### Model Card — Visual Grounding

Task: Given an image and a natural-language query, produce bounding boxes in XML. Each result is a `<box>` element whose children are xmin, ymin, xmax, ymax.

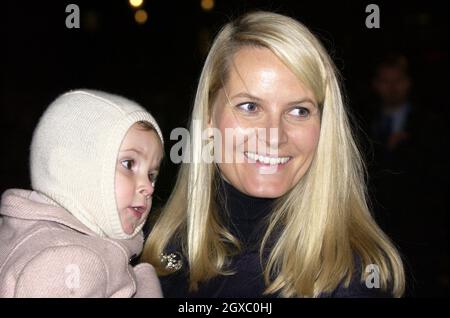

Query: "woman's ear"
<box><xmin>207</xmin><ymin>116</ymin><xmax>213</xmax><ymax>129</ymax></box>
<box><xmin>207</xmin><ymin>104</ymin><xmax>216</xmax><ymax>134</ymax></box>
<box><xmin>207</xmin><ymin>117</ymin><xmax>214</xmax><ymax>139</ymax></box>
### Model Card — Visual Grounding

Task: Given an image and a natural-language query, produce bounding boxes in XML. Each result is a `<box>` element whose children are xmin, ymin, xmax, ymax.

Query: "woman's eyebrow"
<box><xmin>230</xmin><ymin>92</ymin><xmax>318</xmax><ymax>108</ymax></box>
<box><xmin>287</xmin><ymin>98</ymin><xmax>318</xmax><ymax>108</ymax></box>
<box><xmin>230</xmin><ymin>92</ymin><xmax>263</xmax><ymax>101</ymax></box>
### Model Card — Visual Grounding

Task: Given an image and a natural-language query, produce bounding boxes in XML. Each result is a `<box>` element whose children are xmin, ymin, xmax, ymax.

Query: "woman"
<box><xmin>142</xmin><ymin>11</ymin><xmax>405</xmax><ymax>297</ymax></box>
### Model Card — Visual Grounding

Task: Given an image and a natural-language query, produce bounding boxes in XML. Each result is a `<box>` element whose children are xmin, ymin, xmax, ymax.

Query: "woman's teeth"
<box><xmin>245</xmin><ymin>152</ymin><xmax>290</xmax><ymax>165</ymax></box>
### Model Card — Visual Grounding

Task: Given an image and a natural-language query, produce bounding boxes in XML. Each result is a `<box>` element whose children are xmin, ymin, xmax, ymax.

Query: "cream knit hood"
<box><xmin>30</xmin><ymin>89</ymin><xmax>163</xmax><ymax>240</ymax></box>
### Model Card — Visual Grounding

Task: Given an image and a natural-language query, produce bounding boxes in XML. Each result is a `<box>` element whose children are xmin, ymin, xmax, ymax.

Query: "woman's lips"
<box><xmin>243</xmin><ymin>151</ymin><xmax>292</xmax><ymax>174</ymax></box>
<box><xmin>244</xmin><ymin>151</ymin><xmax>292</xmax><ymax>165</ymax></box>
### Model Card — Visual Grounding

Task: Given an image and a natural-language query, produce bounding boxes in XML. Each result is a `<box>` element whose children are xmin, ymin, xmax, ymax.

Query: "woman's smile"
<box><xmin>211</xmin><ymin>46</ymin><xmax>320</xmax><ymax>198</ymax></box>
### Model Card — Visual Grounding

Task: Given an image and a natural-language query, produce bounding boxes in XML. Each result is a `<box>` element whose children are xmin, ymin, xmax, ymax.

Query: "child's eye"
<box><xmin>237</xmin><ymin>102</ymin><xmax>258</xmax><ymax>113</ymax></box>
<box><xmin>121</xmin><ymin>159</ymin><xmax>134</xmax><ymax>170</ymax></box>
<box><xmin>148</xmin><ymin>172</ymin><xmax>158</xmax><ymax>184</ymax></box>
<box><xmin>288</xmin><ymin>106</ymin><xmax>311</xmax><ymax>119</ymax></box>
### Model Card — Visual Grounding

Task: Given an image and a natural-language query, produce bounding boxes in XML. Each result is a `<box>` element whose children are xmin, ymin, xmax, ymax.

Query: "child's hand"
<box><xmin>132</xmin><ymin>263</ymin><xmax>163</xmax><ymax>298</ymax></box>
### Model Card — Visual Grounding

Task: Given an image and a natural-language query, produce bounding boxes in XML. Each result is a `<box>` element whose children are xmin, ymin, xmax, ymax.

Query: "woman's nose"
<box><xmin>260</xmin><ymin>113</ymin><xmax>288</xmax><ymax>148</ymax></box>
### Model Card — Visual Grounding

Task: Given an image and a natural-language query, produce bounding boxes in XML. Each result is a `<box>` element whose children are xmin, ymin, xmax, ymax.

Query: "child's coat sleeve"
<box><xmin>132</xmin><ymin>263</ymin><xmax>163</xmax><ymax>298</ymax></box>
<box><xmin>15</xmin><ymin>245</ymin><xmax>108</xmax><ymax>297</ymax></box>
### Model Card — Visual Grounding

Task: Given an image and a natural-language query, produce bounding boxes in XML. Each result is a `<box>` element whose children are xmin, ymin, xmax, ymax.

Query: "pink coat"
<box><xmin>0</xmin><ymin>189</ymin><xmax>162</xmax><ymax>298</ymax></box>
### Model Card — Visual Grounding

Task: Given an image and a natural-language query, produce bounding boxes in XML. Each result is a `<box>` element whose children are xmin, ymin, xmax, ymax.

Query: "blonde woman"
<box><xmin>142</xmin><ymin>11</ymin><xmax>405</xmax><ymax>297</ymax></box>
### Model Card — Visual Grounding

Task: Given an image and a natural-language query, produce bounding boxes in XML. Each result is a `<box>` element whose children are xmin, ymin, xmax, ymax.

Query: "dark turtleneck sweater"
<box><xmin>217</xmin><ymin>179</ymin><xmax>275</xmax><ymax>252</ymax></box>
<box><xmin>158</xmin><ymin>179</ymin><xmax>391</xmax><ymax>298</ymax></box>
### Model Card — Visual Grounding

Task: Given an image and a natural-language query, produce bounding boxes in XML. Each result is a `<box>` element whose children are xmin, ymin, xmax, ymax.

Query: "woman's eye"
<box><xmin>288</xmin><ymin>107</ymin><xmax>310</xmax><ymax>119</ymax></box>
<box><xmin>237</xmin><ymin>102</ymin><xmax>258</xmax><ymax>113</ymax></box>
<box><xmin>121</xmin><ymin>160</ymin><xmax>134</xmax><ymax>170</ymax></box>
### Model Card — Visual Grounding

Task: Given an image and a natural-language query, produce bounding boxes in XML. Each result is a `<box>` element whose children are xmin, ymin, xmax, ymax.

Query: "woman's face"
<box><xmin>210</xmin><ymin>47</ymin><xmax>321</xmax><ymax>198</ymax></box>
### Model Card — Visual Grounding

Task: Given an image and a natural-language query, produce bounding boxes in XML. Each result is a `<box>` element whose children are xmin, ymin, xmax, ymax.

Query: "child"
<box><xmin>0</xmin><ymin>89</ymin><xmax>164</xmax><ymax>297</ymax></box>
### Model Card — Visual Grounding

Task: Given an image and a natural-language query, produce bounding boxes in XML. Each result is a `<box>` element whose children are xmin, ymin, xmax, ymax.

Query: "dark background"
<box><xmin>1</xmin><ymin>0</ymin><xmax>448</xmax><ymax>297</ymax></box>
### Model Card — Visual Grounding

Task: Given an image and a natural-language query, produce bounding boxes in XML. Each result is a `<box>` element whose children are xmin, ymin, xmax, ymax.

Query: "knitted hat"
<box><xmin>30</xmin><ymin>89</ymin><xmax>164</xmax><ymax>240</ymax></box>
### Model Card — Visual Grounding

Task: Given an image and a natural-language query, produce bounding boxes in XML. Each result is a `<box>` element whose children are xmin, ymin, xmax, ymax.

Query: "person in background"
<box><xmin>366</xmin><ymin>54</ymin><xmax>448</xmax><ymax>296</ymax></box>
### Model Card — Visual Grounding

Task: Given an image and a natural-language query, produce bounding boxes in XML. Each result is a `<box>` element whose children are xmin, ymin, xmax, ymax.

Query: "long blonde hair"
<box><xmin>142</xmin><ymin>11</ymin><xmax>405</xmax><ymax>297</ymax></box>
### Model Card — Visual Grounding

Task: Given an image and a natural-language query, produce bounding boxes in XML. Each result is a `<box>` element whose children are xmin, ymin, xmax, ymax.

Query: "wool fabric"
<box><xmin>30</xmin><ymin>89</ymin><xmax>163</xmax><ymax>239</ymax></box>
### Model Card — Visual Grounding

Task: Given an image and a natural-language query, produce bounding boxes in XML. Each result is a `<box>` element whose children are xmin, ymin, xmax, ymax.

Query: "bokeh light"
<box><xmin>201</xmin><ymin>0</ymin><xmax>214</xmax><ymax>11</ymax></box>
<box><xmin>129</xmin><ymin>0</ymin><xmax>144</xmax><ymax>8</ymax></box>
<box><xmin>134</xmin><ymin>9</ymin><xmax>148</xmax><ymax>24</ymax></box>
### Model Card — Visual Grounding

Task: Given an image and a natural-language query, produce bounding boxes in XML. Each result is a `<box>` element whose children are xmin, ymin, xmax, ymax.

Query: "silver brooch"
<box><xmin>160</xmin><ymin>252</ymin><xmax>183</xmax><ymax>272</ymax></box>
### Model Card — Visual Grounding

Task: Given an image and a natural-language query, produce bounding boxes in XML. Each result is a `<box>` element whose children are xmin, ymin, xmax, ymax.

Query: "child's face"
<box><xmin>115</xmin><ymin>123</ymin><xmax>163</xmax><ymax>235</ymax></box>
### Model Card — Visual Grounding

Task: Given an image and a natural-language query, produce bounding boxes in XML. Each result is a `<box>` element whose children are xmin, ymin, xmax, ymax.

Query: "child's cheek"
<box><xmin>114</xmin><ymin>170</ymin><xmax>131</xmax><ymax>209</ymax></box>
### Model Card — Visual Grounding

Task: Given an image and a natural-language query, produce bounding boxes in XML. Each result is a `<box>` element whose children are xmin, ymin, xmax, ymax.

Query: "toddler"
<box><xmin>0</xmin><ymin>90</ymin><xmax>164</xmax><ymax>297</ymax></box>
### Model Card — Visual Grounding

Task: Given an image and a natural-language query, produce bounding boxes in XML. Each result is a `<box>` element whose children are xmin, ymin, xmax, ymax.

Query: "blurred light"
<box><xmin>84</xmin><ymin>10</ymin><xmax>99</xmax><ymax>32</ymax></box>
<box><xmin>129</xmin><ymin>0</ymin><xmax>144</xmax><ymax>8</ymax></box>
<box><xmin>134</xmin><ymin>9</ymin><xmax>148</xmax><ymax>24</ymax></box>
<box><xmin>418</xmin><ymin>13</ymin><xmax>431</xmax><ymax>26</ymax></box>
<box><xmin>201</xmin><ymin>0</ymin><xmax>214</xmax><ymax>11</ymax></box>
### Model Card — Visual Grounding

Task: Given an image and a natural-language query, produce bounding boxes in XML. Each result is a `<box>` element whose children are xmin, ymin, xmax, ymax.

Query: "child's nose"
<box><xmin>138</xmin><ymin>177</ymin><xmax>154</xmax><ymax>198</ymax></box>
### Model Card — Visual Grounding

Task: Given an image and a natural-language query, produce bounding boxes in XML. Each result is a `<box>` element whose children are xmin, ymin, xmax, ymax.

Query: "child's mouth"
<box><xmin>129</xmin><ymin>206</ymin><xmax>146</xmax><ymax>218</ymax></box>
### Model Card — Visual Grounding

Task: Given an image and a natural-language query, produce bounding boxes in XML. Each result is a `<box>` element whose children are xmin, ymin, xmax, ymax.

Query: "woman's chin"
<box><xmin>242</xmin><ymin>179</ymin><xmax>291</xmax><ymax>198</ymax></box>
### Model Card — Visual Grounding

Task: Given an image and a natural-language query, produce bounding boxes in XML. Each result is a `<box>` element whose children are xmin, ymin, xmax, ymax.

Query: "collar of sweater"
<box><xmin>216</xmin><ymin>178</ymin><xmax>275</xmax><ymax>249</ymax></box>
<box><xmin>0</xmin><ymin>189</ymin><xmax>144</xmax><ymax>258</ymax></box>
